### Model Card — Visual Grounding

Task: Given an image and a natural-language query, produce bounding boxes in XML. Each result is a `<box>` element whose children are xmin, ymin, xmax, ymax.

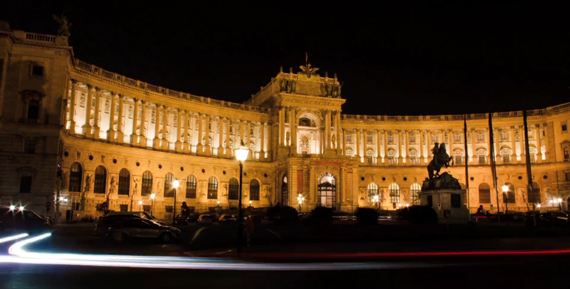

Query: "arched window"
<box><xmin>528</xmin><ymin>182</ymin><xmax>541</xmax><ymax>203</ymax></box>
<box><xmin>186</xmin><ymin>175</ymin><xmax>197</xmax><ymax>199</ymax></box>
<box><xmin>208</xmin><ymin>176</ymin><xmax>218</xmax><ymax>199</ymax></box>
<box><xmin>389</xmin><ymin>183</ymin><xmax>400</xmax><ymax>203</ymax></box>
<box><xmin>94</xmin><ymin>166</ymin><xmax>107</xmax><ymax>194</ymax></box>
<box><xmin>367</xmin><ymin>182</ymin><xmax>379</xmax><ymax>202</ymax></box>
<box><xmin>250</xmin><ymin>179</ymin><xmax>260</xmax><ymax>201</ymax></box>
<box><xmin>118</xmin><ymin>168</ymin><xmax>130</xmax><ymax>195</ymax></box>
<box><xmin>479</xmin><ymin>183</ymin><xmax>491</xmax><ymax>203</ymax></box>
<box><xmin>228</xmin><ymin>178</ymin><xmax>239</xmax><ymax>200</ymax></box>
<box><xmin>69</xmin><ymin>162</ymin><xmax>83</xmax><ymax>192</ymax></box>
<box><xmin>502</xmin><ymin>182</ymin><xmax>516</xmax><ymax>204</ymax></box>
<box><xmin>164</xmin><ymin>173</ymin><xmax>175</xmax><ymax>197</ymax></box>
<box><xmin>141</xmin><ymin>171</ymin><xmax>153</xmax><ymax>196</ymax></box>
<box><xmin>500</xmin><ymin>147</ymin><xmax>512</xmax><ymax>164</ymax></box>
<box><xmin>411</xmin><ymin>183</ymin><xmax>421</xmax><ymax>204</ymax></box>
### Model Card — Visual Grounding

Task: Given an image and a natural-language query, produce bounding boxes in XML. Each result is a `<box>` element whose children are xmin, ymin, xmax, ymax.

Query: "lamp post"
<box><xmin>558</xmin><ymin>198</ymin><xmax>563</xmax><ymax>211</ymax></box>
<box><xmin>172</xmin><ymin>180</ymin><xmax>180</xmax><ymax>226</ymax></box>
<box><xmin>502</xmin><ymin>184</ymin><xmax>509</xmax><ymax>215</ymax></box>
<box><xmin>297</xmin><ymin>194</ymin><xmax>305</xmax><ymax>212</ymax></box>
<box><xmin>235</xmin><ymin>141</ymin><xmax>250</xmax><ymax>255</ymax></box>
<box><xmin>150</xmin><ymin>193</ymin><xmax>156</xmax><ymax>217</ymax></box>
<box><xmin>138</xmin><ymin>200</ymin><xmax>143</xmax><ymax>212</ymax></box>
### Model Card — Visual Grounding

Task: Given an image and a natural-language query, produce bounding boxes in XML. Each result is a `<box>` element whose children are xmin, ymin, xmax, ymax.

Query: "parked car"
<box><xmin>197</xmin><ymin>214</ymin><xmax>215</xmax><ymax>224</ymax></box>
<box><xmin>107</xmin><ymin>218</ymin><xmax>181</xmax><ymax>243</ymax></box>
<box><xmin>524</xmin><ymin>211</ymin><xmax>570</xmax><ymax>227</ymax></box>
<box><xmin>218</xmin><ymin>214</ymin><xmax>237</xmax><ymax>223</ymax></box>
<box><xmin>95</xmin><ymin>214</ymin><xmax>150</xmax><ymax>236</ymax></box>
<box><xmin>0</xmin><ymin>206</ymin><xmax>51</xmax><ymax>234</ymax></box>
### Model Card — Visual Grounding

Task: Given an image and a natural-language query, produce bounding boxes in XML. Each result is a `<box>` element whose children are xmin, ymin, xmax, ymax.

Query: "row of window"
<box><xmin>67</xmin><ymin>162</ymin><xmax>260</xmax><ymax>200</ymax></box>
<box><xmin>367</xmin><ymin>183</ymin><xmax>421</xmax><ymax>205</ymax></box>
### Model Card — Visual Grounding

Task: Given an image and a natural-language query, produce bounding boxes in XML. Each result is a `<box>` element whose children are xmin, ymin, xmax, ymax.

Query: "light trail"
<box><xmin>3</xmin><ymin>233</ymin><xmax>447</xmax><ymax>270</ymax></box>
<box><xmin>0</xmin><ymin>233</ymin><xmax>28</xmax><ymax>244</ymax></box>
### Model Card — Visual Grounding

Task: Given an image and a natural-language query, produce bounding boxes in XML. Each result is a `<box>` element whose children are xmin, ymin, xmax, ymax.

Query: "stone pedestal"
<box><xmin>419</xmin><ymin>189</ymin><xmax>469</xmax><ymax>224</ymax></box>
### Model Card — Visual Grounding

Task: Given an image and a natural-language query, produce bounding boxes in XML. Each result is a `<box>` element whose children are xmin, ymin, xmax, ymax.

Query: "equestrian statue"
<box><xmin>427</xmin><ymin>142</ymin><xmax>453</xmax><ymax>179</ymax></box>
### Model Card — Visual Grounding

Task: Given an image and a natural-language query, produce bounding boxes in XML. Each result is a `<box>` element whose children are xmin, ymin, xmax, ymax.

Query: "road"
<box><xmin>2</xmin><ymin>223</ymin><xmax>570</xmax><ymax>289</ymax></box>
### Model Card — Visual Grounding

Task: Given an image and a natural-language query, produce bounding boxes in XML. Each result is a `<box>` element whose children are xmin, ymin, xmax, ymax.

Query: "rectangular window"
<box><xmin>143</xmin><ymin>205</ymin><xmax>151</xmax><ymax>213</ymax></box>
<box><xmin>454</xmin><ymin>134</ymin><xmax>461</xmax><ymax>143</ymax></box>
<box><xmin>477</xmin><ymin>134</ymin><xmax>484</xmax><ymax>142</ymax></box>
<box><xmin>346</xmin><ymin>135</ymin><xmax>352</xmax><ymax>142</ymax></box>
<box><xmin>562</xmin><ymin>123</ymin><xmax>568</xmax><ymax>132</ymax></box>
<box><xmin>566</xmin><ymin>172</ymin><xmax>570</xmax><ymax>181</ymax></box>
<box><xmin>500</xmin><ymin>132</ymin><xmax>509</xmax><ymax>141</ymax></box>
<box><xmin>367</xmin><ymin>135</ymin><xmax>373</xmax><ymax>143</ymax></box>
<box><xmin>73</xmin><ymin>202</ymin><xmax>81</xmax><ymax>211</ymax></box>
<box><xmin>27</xmin><ymin>100</ymin><xmax>40</xmax><ymax>121</ymax></box>
<box><xmin>478</xmin><ymin>155</ymin><xmax>487</xmax><ymax>164</ymax></box>
<box><xmin>409</xmin><ymin>135</ymin><xmax>416</xmax><ymax>143</ymax></box>
<box><xmin>454</xmin><ymin>156</ymin><xmax>464</xmax><ymax>165</ymax></box>
<box><xmin>118</xmin><ymin>204</ymin><xmax>127</xmax><ymax>212</ymax></box>
<box><xmin>24</xmin><ymin>139</ymin><xmax>36</xmax><ymax>153</ymax></box>
<box><xmin>20</xmin><ymin>176</ymin><xmax>32</xmax><ymax>193</ymax></box>
<box><xmin>451</xmin><ymin>194</ymin><xmax>461</xmax><ymax>208</ymax></box>
<box><xmin>431</xmin><ymin>135</ymin><xmax>438</xmax><ymax>143</ymax></box>
<box><xmin>388</xmin><ymin>135</ymin><xmax>394</xmax><ymax>143</ymax></box>
<box><xmin>165</xmin><ymin>206</ymin><xmax>173</xmax><ymax>213</ymax></box>
<box><xmin>502</xmin><ymin>154</ymin><xmax>511</xmax><ymax>163</ymax></box>
<box><xmin>564</xmin><ymin>148</ymin><xmax>569</xmax><ymax>161</ymax></box>
<box><xmin>31</xmin><ymin>65</ymin><xmax>44</xmax><ymax>76</ymax></box>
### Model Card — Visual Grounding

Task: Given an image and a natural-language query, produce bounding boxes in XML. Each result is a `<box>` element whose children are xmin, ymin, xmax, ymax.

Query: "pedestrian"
<box><xmin>245</xmin><ymin>215</ymin><xmax>255</xmax><ymax>247</ymax></box>
<box><xmin>477</xmin><ymin>205</ymin><xmax>485</xmax><ymax>215</ymax></box>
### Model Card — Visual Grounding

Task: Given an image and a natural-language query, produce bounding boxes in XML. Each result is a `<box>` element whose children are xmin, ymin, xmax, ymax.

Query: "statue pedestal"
<box><xmin>419</xmin><ymin>189</ymin><xmax>469</xmax><ymax>224</ymax></box>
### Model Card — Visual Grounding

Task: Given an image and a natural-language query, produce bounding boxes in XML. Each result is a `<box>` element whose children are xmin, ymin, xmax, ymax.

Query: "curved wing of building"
<box><xmin>1</xmin><ymin>23</ymin><xmax>569</xmax><ymax>221</ymax></box>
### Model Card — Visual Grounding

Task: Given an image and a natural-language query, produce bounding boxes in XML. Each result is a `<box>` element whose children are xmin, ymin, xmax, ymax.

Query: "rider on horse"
<box><xmin>428</xmin><ymin>142</ymin><xmax>453</xmax><ymax>179</ymax></box>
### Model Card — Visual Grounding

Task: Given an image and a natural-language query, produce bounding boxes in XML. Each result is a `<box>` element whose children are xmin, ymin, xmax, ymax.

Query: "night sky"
<box><xmin>2</xmin><ymin>1</ymin><xmax>570</xmax><ymax>116</ymax></box>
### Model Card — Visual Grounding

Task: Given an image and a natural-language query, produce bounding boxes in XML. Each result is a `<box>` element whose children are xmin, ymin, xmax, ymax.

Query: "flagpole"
<box><xmin>523</xmin><ymin>110</ymin><xmax>534</xmax><ymax>207</ymax></box>
<box><xmin>489</xmin><ymin>112</ymin><xmax>500</xmax><ymax>223</ymax></box>
<box><xmin>464</xmin><ymin>115</ymin><xmax>471</xmax><ymax>222</ymax></box>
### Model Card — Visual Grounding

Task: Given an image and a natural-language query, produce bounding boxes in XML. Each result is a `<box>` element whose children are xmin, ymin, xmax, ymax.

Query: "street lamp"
<box><xmin>235</xmin><ymin>141</ymin><xmax>249</xmax><ymax>255</ymax></box>
<box><xmin>502</xmin><ymin>184</ymin><xmax>509</xmax><ymax>214</ymax></box>
<box><xmin>558</xmin><ymin>198</ymin><xmax>563</xmax><ymax>211</ymax></box>
<box><xmin>297</xmin><ymin>194</ymin><xmax>305</xmax><ymax>212</ymax></box>
<box><xmin>138</xmin><ymin>200</ymin><xmax>143</xmax><ymax>211</ymax></box>
<box><xmin>172</xmin><ymin>180</ymin><xmax>180</xmax><ymax>225</ymax></box>
<box><xmin>150</xmin><ymin>193</ymin><xmax>156</xmax><ymax>217</ymax></box>
<box><xmin>372</xmin><ymin>194</ymin><xmax>379</xmax><ymax>210</ymax></box>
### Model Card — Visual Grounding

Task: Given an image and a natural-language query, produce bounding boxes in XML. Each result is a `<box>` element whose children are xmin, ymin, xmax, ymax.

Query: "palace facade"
<box><xmin>1</xmin><ymin>22</ymin><xmax>570</xmax><ymax>221</ymax></box>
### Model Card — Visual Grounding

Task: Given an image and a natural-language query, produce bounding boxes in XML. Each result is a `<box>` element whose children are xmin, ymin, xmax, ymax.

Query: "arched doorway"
<box><xmin>317</xmin><ymin>172</ymin><xmax>336</xmax><ymax>209</ymax></box>
<box><xmin>281</xmin><ymin>174</ymin><xmax>288</xmax><ymax>206</ymax></box>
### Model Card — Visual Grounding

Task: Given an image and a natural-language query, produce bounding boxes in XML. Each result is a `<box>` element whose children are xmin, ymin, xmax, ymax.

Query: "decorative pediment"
<box><xmin>19</xmin><ymin>89</ymin><xmax>45</xmax><ymax>101</ymax></box>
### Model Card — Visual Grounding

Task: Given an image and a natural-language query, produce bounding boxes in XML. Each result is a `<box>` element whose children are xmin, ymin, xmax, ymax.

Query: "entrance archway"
<box><xmin>317</xmin><ymin>172</ymin><xmax>336</xmax><ymax>209</ymax></box>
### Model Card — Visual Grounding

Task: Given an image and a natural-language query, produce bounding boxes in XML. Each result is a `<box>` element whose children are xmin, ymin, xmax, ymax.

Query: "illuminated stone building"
<box><xmin>1</xmin><ymin>23</ymin><xmax>569</xmax><ymax>221</ymax></box>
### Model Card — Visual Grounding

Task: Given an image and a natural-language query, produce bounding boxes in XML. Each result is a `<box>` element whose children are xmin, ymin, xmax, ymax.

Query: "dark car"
<box><xmin>0</xmin><ymin>206</ymin><xmax>51</xmax><ymax>234</ymax></box>
<box><xmin>524</xmin><ymin>211</ymin><xmax>570</xmax><ymax>227</ymax></box>
<box><xmin>95</xmin><ymin>214</ymin><xmax>146</xmax><ymax>236</ymax></box>
<box><xmin>108</xmin><ymin>218</ymin><xmax>181</xmax><ymax>243</ymax></box>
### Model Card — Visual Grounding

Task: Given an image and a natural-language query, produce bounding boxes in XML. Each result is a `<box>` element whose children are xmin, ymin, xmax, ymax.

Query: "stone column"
<box><xmin>197</xmin><ymin>113</ymin><xmax>204</xmax><ymax>153</ymax></box>
<box><xmin>239</xmin><ymin>120</ymin><xmax>245</xmax><ymax>145</ymax></box>
<box><xmin>536</xmin><ymin>124</ymin><xmax>542</xmax><ymax>162</ymax></box>
<box><xmin>82</xmin><ymin>84</ymin><xmax>94</xmax><ymax>136</ymax></box>
<box><xmin>260</xmin><ymin>122</ymin><xmax>266</xmax><ymax>159</ymax></box>
<box><xmin>245</xmin><ymin>121</ymin><xmax>251</xmax><ymax>158</ymax></box>
<box><xmin>185</xmin><ymin>111</ymin><xmax>191</xmax><ymax>153</ymax></box>
<box><xmin>291</xmin><ymin>110</ymin><xmax>298</xmax><ymax>154</ymax></box>
<box><xmin>419</xmin><ymin>130</ymin><xmax>425</xmax><ymax>164</ymax></box>
<box><xmin>542</xmin><ymin>123</ymin><xmax>549</xmax><ymax>161</ymax></box>
<box><xmin>93</xmin><ymin>87</ymin><xmax>101</xmax><ymax>138</ymax></box>
<box><xmin>153</xmin><ymin>105</ymin><xmax>162</xmax><ymax>149</ymax></box>
<box><xmin>342</xmin><ymin>129</ymin><xmax>347</xmax><ymax>157</ymax></box>
<box><xmin>106</xmin><ymin>92</ymin><xmax>116</xmax><ymax>141</ymax></box>
<box><xmin>405</xmin><ymin>130</ymin><xmax>410</xmax><ymax>164</ymax></box>
<box><xmin>376</xmin><ymin>129</ymin><xmax>381</xmax><ymax>164</ymax></box>
<box><xmin>225</xmin><ymin>118</ymin><xmax>232</xmax><ymax>157</ymax></box>
<box><xmin>335</xmin><ymin>110</ymin><xmax>341</xmax><ymax>150</ymax></box>
<box><xmin>204</xmin><ymin>114</ymin><xmax>211</xmax><ymax>155</ymax></box>
<box><xmin>217</xmin><ymin>117</ymin><xmax>224</xmax><ymax>156</ymax></box>
<box><xmin>68</xmin><ymin>79</ymin><xmax>77</xmax><ymax>133</ymax></box>
<box><xmin>140</xmin><ymin>101</ymin><xmax>147</xmax><ymax>147</ymax></box>
<box><xmin>162</xmin><ymin>107</ymin><xmax>169</xmax><ymax>150</ymax></box>
<box><xmin>116</xmin><ymin>94</ymin><xmax>125</xmax><ymax>143</ymax></box>
<box><xmin>130</xmin><ymin>98</ymin><xmax>139</xmax><ymax>145</ymax></box>
<box><xmin>175</xmin><ymin>109</ymin><xmax>183</xmax><ymax>152</ymax></box>
<box><xmin>471</xmin><ymin>128</ymin><xmax>476</xmax><ymax>163</ymax></box>
<box><xmin>383</xmin><ymin>130</ymin><xmax>388</xmax><ymax>166</ymax></box>
<box><xmin>356</xmin><ymin>129</ymin><xmax>362</xmax><ymax>161</ymax></box>
<box><xmin>325</xmin><ymin>110</ymin><xmax>331</xmax><ymax>150</ymax></box>
<box><xmin>279</xmin><ymin>107</ymin><xmax>285</xmax><ymax>146</ymax></box>
<box><xmin>511</xmin><ymin>126</ymin><xmax>517</xmax><ymax>163</ymax></box>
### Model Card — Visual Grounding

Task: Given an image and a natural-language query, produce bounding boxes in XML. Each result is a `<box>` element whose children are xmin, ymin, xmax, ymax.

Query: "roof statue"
<box><xmin>299</xmin><ymin>52</ymin><xmax>319</xmax><ymax>78</ymax></box>
<box><xmin>53</xmin><ymin>13</ymin><xmax>72</xmax><ymax>37</ymax></box>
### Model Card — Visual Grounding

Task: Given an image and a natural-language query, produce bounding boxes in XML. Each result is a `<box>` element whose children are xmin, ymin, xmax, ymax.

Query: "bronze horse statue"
<box><xmin>427</xmin><ymin>143</ymin><xmax>453</xmax><ymax>179</ymax></box>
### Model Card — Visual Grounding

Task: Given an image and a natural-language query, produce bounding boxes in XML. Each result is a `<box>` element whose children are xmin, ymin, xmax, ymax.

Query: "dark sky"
<box><xmin>2</xmin><ymin>1</ymin><xmax>570</xmax><ymax>115</ymax></box>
